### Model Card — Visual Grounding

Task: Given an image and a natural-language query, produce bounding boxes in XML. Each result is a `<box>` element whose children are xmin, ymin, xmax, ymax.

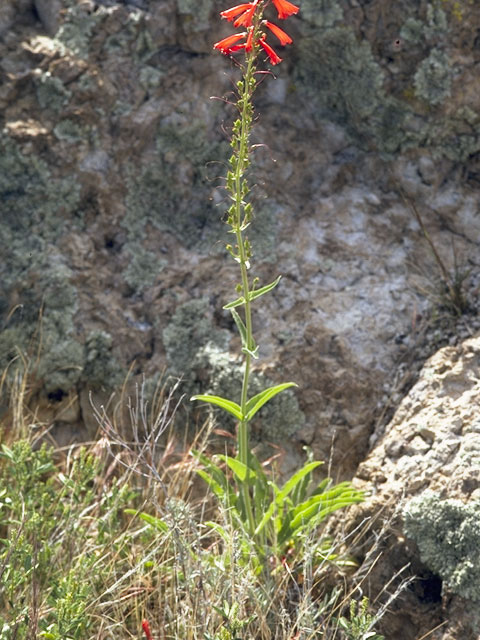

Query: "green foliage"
<box><xmin>0</xmin><ymin>440</ymin><xmax>134</xmax><ymax>639</ymax></box>
<box><xmin>39</xmin><ymin>559</ymin><xmax>93</xmax><ymax>640</ymax></box>
<box><xmin>194</xmin><ymin>448</ymin><xmax>363</xmax><ymax>562</ymax></box>
<box><xmin>190</xmin><ymin>12</ymin><xmax>366</xmax><ymax>559</ymax></box>
<box><xmin>336</xmin><ymin>597</ymin><xmax>385</xmax><ymax>640</ymax></box>
<box><xmin>403</xmin><ymin>492</ymin><xmax>480</xmax><ymax>601</ymax></box>
<box><xmin>0</xmin><ymin>418</ymin><xmax>376</xmax><ymax>640</ymax></box>
<box><xmin>191</xmin><ymin>382</ymin><xmax>297</xmax><ymax>423</ymax></box>
<box><xmin>205</xmin><ymin>601</ymin><xmax>255</xmax><ymax>640</ymax></box>
<box><xmin>191</xmin><ymin>343</ymin><xmax>306</xmax><ymax>443</ymax></box>
<box><xmin>223</xmin><ymin>276</ymin><xmax>282</xmax><ymax>310</ymax></box>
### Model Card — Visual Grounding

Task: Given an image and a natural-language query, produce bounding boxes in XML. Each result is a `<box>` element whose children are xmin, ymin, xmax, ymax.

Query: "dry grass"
<box><xmin>0</xmin><ymin>368</ymin><xmax>405</xmax><ymax>640</ymax></box>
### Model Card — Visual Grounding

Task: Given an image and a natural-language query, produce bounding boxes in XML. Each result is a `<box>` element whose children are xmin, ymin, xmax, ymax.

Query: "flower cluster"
<box><xmin>214</xmin><ymin>0</ymin><xmax>299</xmax><ymax>65</ymax></box>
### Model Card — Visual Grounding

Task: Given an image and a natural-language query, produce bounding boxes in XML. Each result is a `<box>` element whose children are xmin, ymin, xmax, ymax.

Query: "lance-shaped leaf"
<box><xmin>204</xmin><ymin>521</ymin><xmax>231</xmax><ymax>542</ymax></box>
<box><xmin>231</xmin><ymin>307</ymin><xmax>247</xmax><ymax>344</ymax></box>
<box><xmin>254</xmin><ymin>461</ymin><xmax>323</xmax><ymax>536</ymax></box>
<box><xmin>124</xmin><ymin>509</ymin><xmax>168</xmax><ymax>533</ymax></box>
<box><xmin>248</xmin><ymin>275</ymin><xmax>282</xmax><ymax>302</ymax></box>
<box><xmin>218</xmin><ymin>455</ymin><xmax>257</xmax><ymax>483</ymax></box>
<box><xmin>223</xmin><ymin>275</ymin><xmax>282</xmax><ymax>310</ymax></box>
<box><xmin>223</xmin><ymin>295</ymin><xmax>246</xmax><ymax>310</ymax></box>
<box><xmin>244</xmin><ymin>382</ymin><xmax>297</xmax><ymax>422</ymax></box>
<box><xmin>191</xmin><ymin>394</ymin><xmax>244</xmax><ymax>421</ymax></box>
<box><xmin>196</xmin><ymin>469</ymin><xmax>227</xmax><ymax>502</ymax></box>
<box><xmin>289</xmin><ymin>483</ymin><xmax>364</xmax><ymax>532</ymax></box>
<box><xmin>192</xmin><ymin>450</ymin><xmax>239</xmax><ymax>510</ymax></box>
<box><xmin>230</xmin><ymin>308</ymin><xmax>258</xmax><ymax>359</ymax></box>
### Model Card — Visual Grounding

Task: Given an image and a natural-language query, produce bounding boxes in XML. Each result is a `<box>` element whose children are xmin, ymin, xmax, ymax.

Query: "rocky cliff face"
<box><xmin>1</xmin><ymin>1</ymin><xmax>480</xmax><ymax>635</ymax></box>
<box><xmin>351</xmin><ymin>335</ymin><xmax>480</xmax><ymax>639</ymax></box>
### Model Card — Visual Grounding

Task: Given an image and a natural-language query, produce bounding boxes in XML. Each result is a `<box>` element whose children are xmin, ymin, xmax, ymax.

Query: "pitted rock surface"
<box><xmin>349</xmin><ymin>335</ymin><xmax>480</xmax><ymax>639</ymax></box>
<box><xmin>1</xmin><ymin>0</ymin><xmax>480</xmax><ymax>489</ymax></box>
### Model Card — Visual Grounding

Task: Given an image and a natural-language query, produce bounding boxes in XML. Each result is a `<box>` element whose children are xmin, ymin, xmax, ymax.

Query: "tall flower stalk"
<box><xmin>193</xmin><ymin>0</ymin><xmax>299</xmax><ymax>535</ymax></box>
<box><xmin>192</xmin><ymin>0</ymin><xmax>363</xmax><ymax>552</ymax></box>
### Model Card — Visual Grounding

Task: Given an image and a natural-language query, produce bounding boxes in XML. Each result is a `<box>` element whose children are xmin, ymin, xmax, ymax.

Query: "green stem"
<box><xmin>234</xmin><ymin>53</ymin><xmax>256</xmax><ymax>535</ymax></box>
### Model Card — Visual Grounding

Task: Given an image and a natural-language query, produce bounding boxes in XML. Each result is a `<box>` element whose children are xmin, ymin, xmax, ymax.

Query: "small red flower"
<box><xmin>220</xmin><ymin>3</ymin><xmax>254</xmax><ymax>21</ymax></box>
<box><xmin>227</xmin><ymin>44</ymin><xmax>247</xmax><ymax>53</ymax></box>
<box><xmin>245</xmin><ymin>27</ymin><xmax>255</xmax><ymax>51</ymax></box>
<box><xmin>263</xmin><ymin>20</ymin><xmax>292</xmax><ymax>45</ymax></box>
<box><xmin>142</xmin><ymin>620</ymin><xmax>153</xmax><ymax>640</ymax></box>
<box><xmin>213</xmin><ymin>32</ymin><xmax>247</xmax><ymax>54</ymax></box>
<box><xmin>271</xmin><ymin>0</ymin><xmax>299</xmax><ymax>19</ymax></box>
<box><xmin>233</xmin><ymin>0</ymin><xmax>259</xmax><ymax>27</ymax></box>
<box><xmin>259</xmin><ymin>35</ymin><xmax>282</xmax><ymax>65</ymax></box>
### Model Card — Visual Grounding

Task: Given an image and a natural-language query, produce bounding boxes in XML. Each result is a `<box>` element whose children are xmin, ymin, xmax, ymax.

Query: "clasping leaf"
<box><xmin>223</xmin><ymin>275</ymin><xmax>282</xmax><ymax>309</ymax></box>
<box><xmin>230</xmin><ymin>308</ymin><xmax>259</xmax><ymax>359</ymax></box>
<box><xmin>190</xmin><ymin>394</ymin><xmax>244</xmax><ymax>421</ymax></box>
<box><xmin>245</xmin><ymin>382</ymin><xmax>297</xmax><ymax>422</ymax></box>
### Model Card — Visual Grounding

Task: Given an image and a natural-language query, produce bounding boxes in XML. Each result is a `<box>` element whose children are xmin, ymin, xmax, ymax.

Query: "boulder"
<box><xmin>351</xmin><ymin>335</ymin><xmax>480</xmax><ymax>639</ymax></box>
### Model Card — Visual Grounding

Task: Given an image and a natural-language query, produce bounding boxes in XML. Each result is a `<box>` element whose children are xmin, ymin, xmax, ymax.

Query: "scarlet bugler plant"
<box><xmin>191</xmin><ymin>0</ymin><xmax>363</xmax><ymax>561</ymax></box>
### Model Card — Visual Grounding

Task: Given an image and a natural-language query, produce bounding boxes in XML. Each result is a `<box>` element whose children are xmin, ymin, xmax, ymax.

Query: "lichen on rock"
<box><xmin>0</xmin><ymin>133</ymin><xmax>83</xmax><ymax>396</ymax></box>
<box><xmin>123</xmin><ymin>121</ymin><xmax>227</xmax><ymax>250</ymax></box>
<box><xmin>83</xmin><ymin>330</ymin><xmax>124</xmax><ymax>389</ymax></box>
<box><xmin>294</xmin><ymin>24</ymin><xmax>413</xmax><ymax>154</ymax></box>
<box><xmin>298</xmin><ymin>0</ymin><xmax>343</xmax><ymax>28</ymax></box>
<box><xmin>54</xmin><ymin>2</ymin><xmax>107</xmax><ymax>58</ymax></box>
<box><xmin>295</xmin><ymin>26</ymin><xmax>385</xmax><ymax>135</ymax></box>
<box><xmin>414</xmin><ymin>48</ymin><xmax>453</xmax><ymax>106</ymax></box>
<box><xmin>162</xmin><ymin>299</ymin><xmax>230</xmax><ymax>375</ymax></box>
<box><xmin>401</xmin><ymin>4</ymin><xmax>448</xmax><ymax>44</ymax></box>
<box><xmin>53</xmin><ymin>119</ymin><xmax>89</xmax><ymax>143</ymax></box>
<box><xmin>123</xmin><ymin>243</ymin><xmax>166</xmax><ymax>292</ymax></box>
<box><xmin>177</xmin><ymin>0</ymin><xmax>213</xmax><ymax>33</ymax></box>
<box><xmin>404</xmin><ymin>492</ymin><xmax>480</xmax><ymax>602</ymax></box>
<box><xmin>35</xmin><ymin>71</ymin><xmax>72</xmax><ymax>111</ymax></box>
<box><xmin>0</xmin><ymin>135</ymin><xmax>80</xmax><ymax>240</ymax></box>
<box><xmin>295</xmin><ymin>1</ymin><xmax>480</xmax><ymax>161</ymax></box>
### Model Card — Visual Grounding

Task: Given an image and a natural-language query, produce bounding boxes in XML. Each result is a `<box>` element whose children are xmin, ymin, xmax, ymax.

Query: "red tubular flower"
<box><xmin>233</xmin><ymin>0</ymin><xmax>259</xmax><ymax>27</ymax></box>
<box><xmin>227</xmin><ymin>44</ymin><xmax>247</xmax><ymax>53</ymax></box>
<box><xmin>271</xmin><ymin>0</ymin><xmax>299</xmax><ymax>19</ymax></box>
<box><xmin>245</xmin><ymin>27</ymin><xmax>254</xmax><ymax>52</ymax></box>
<box><xmin>220</xmin><ymin>3</ymin><xmax>254</xmax><ymax>21</ymax></box>
<box><xmin>214</xmin><ymin>0</ymin><xmax>298</xmax><ymax>62</ymax></box>
<box><xmin>259</xmin><ymin>35</ymin><xmax>282</xmax><ymax>65</ymax></box>
<box><xmin>263</xmin><ymin>20</ymin><xmax>292</xmax><ymax>45</ymax></box>
<box><xmin>142</xmin><ymin>620</ymin><xmax>153</xmax><ymax>640</ymax></box>
<box><xmin>213</xmin><ymin>32</ymin><xmax>247</xmax><ymax>54</ymax></box>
